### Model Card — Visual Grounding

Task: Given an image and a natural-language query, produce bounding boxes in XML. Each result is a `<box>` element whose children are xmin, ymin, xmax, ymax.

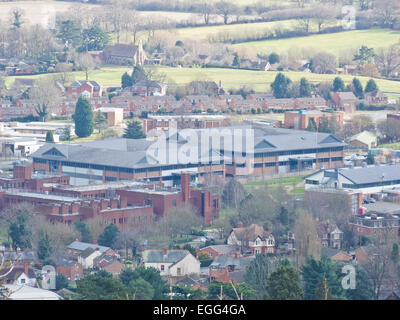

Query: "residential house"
<box><xmin>78</xmin><ymin>247</ymin><xmax>102</xmax><ymax>269</ymax></box>
<box><xmin>66</xmin><ymin>80</ymin><xmax>103</xmax><ymax>98</ymax></box>
<box><xmin>142</xmin><ymin>248</ymin><xmax>200</xmax><ymax>278</ymax></box>
<box><xmin>200</xmin><ymin>245</ymin><xmax>240</xmax><ymax>260</ymax></box>
<box><xmin>316</xmin><ymin>221</ymin><xmax>343</xmax><ymax>249</ymax></box>
<box><xmin>331</xmin><ymin>92</ymin><xmax>358</xmax><ymax>113</ymax></box>
<box><xmin>66</xmin><ymin>241</ymin><xmax>115</xmax><ymax>259</ymax></box>
<box><xmin>94</xmin><ymin>254</ymin><xmax>124</xmax><ymax>277</ymax></box>
<box><xmin>349</xmin><ymin>131</ymin><xmax>378</xmax><ymax>150</ymax></box>
<box><xmin>3</xmin><ymin>263</ymin><xmax>37</xmax><ymax>287</ymax></box>
<box><xmin>321</xmin><ymin>247</ymin><xmax>352</xmax><ymax>262</ymax></box>
<box><xmin>227</xmin><ymin>222</ymin><xmax>275</xmax><ymax>255</ymax></box>
<box><xmin>364</xmin><ymin>91</ymin><xmax>388</xmax><ymax>105</ymax></box>
<box><xmin>209</xmin><ymin>256</ymin><xmax>254</xmax><ymax>284</ymax></box>
<box><xmin>55</xmin><ymin>257</ymin><xmax>84</xmax><ymax>282</ymax></box>
<box><xmin>129</xmin><ymin>81</ymin><xmax>167</xmax><ymax>97</ymax></box>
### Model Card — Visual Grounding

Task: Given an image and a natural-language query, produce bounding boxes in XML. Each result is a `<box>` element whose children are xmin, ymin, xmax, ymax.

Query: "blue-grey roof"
<box><xmin>67</xmin><ymin>241</ymin><xmax>110</xmax><ymax>254</ymax></box>
<box><xmin>142</xmin><ymin>250</ymin><xmax>190</xmax><ymax>264</ymax></box>
<box><xmin>337</xmin><ymin>164</ymin><xmax>400</xmax><ymax>185</ymax></box>
<box><xmin>209</xmin><ymin>256</ymin><xmax>254</xmax><ymax>270</ymax></box>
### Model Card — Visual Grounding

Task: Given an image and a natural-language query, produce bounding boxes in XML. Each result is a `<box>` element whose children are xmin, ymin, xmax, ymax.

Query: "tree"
<box><xmin>60</xmin><ymin>125</ymin><xmax>71</xmax><ymax>142</ymax></box>
<box><xmin>365</xmin><ymin>79</ymin><xmax>378</xmax><ymax>94</ymax></box>
<box><xmin>307</xmin><ymin>118</ymin><xmax>317</xmax><ymax>132</ymax></box>
<box><xmin>232</xmin><ymin>53</ymin><xmax>240</xmax><ymax>68</ymax></box>
<box><xmin>301</xmin><ymin>256</ymin><xmax>345</xmax><ymax>300</ymax></box>
<box><xmin>353</xmin><ymin>46</ymin><xmax>375</xmax><ymax>67</ymax></box>
<box><xmin>268</xmin><ymin>53</ymin><xmax>280</xmax><ymax>65</ymax></box>
<box><xmin>11</xmin><ymin>9</ymin><xmax>24</xmax><ymax>30</ymax></box>
<box><xmin>98</xmin><ymin>223</ymin><xmax>120</xmax><ymax>248</ymax></box>
<box><xmin>123</xmin><ymin>120</ymin><xmax>146</xmax><ymax>139</ymax></box>
<box><xmin>128</xmin><ymin>278</ymin><xmax>154</xmax><ymax>300</ymax></box>
<box><xmin>294</xmin><ymin>212</ymin><xmax>321</xmax><ymax>267</ymax></box>
<box><xmin>74</xmin><ymin>220</ymin><xmax>92</xmax><ymax>243</ymax></box>
<box><xmin>30</xmin><ymin>78</ymin><xmax>62</xmax><ymax>122</ymax></box>
<box><xmin>73</xmin><ymin>96</ymin><xmax>94</xmax><ymax>138</ymax></box>
<box><xmin>271</xmin><ymin>73</ymin><xmax>291</xmax><ymax>98</ymax></box>
<box><xmin>267</xmin><ymin>265</ymin><xmax>303</xmax><ymax>300</ymax></box>
<box><xmin>79</xmin><ymin>26</ymin><xmax>110</xmax><ymax>52</ymax></box>
<box><xmin>37</xmin><ymin>231</ymin><xmax>53</xmax><ymax>264</ymax></box>
<box><xmin>199</xmin><ymin>1</ymin><xmax>215</xmax><ymax>25</ymax></box>
<box><xmin>375</xmin><ymin>44</ymin><xmax>400</xmax><ymax>78</ymax></box>
<box><xmin>159</xmin><ymin>204</ymin><xmax>203</xmax><ymax>238</ymax></box>
<box><xmin>45</xmin><ymin>131</ymin><xmax>54</xmax><ymax>143</ymax></box>
<box><xmin>55</xmin><ymin>274</ymin><xmax>69</xmax><ymax>291</ymax></box>
<box><xmin>215</xmin><ymin>1</ymin><xmax>238</xmax><ymax>24</ymax></box>
<box><xmin>76</xmin><ymin>271</ymin><xmax>127</xmax><ymax>300</ymax></box>
<box><xmin>352</xmin><ymin>78</ymin><xmax>364</xmax><ymax>99</ymax></box>
<box><xmin>131</xmin><ymin>65</ymin><xmax>146</xmax><ymax>84</ymax></box>
<box><xmin>121</xmin><ymin>72</ymin><xmax>133</xmax><ymax>88</ymax></box>
<box><xmin>9</xmin><ymin>214</ymin><xmax>31</xmax><ymax>250</ymax></box>
<box><xmin>94</xmin><ymin>110</ymin><xmax>108</xmax><ymax>133</ymax></box>
<box><xmin>299</xmin><ymin>77</ymin><xmax>312</xmax><ymax>97</ymax></box>
<box><xmin>333</xmin><ymin>77</ymin><xmax>345</xmax><ymax>92</ymax></box>
<box><xmin>75</xmin><ymin>53</ymin><xmax>97</xmax><ymax>81</ymax></box>
<box><xmin>310</xmin><ymin>52</ymin><xmax>337</xmax><ymax>74</ymax></box>
<box><xmin>244</xmin><ymin>254</ymin><xmax>273</xmax><ymax>299</ymax></box>
<box><xmin>57</xmin><ymin>20</ymin><xmax>82</xmax><ymax>48</ymax></box>
<box><xmin>221</xmin><ymin>178</ymin><xmax>246</xmax><ymax>208</ymax></box>
<box><xmin>343</xmin><ymin>264</ymin><xmax>374</xmax><ymax>300</ymax></box>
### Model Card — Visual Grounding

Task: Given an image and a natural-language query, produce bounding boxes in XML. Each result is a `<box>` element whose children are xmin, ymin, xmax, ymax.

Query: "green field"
<box><xmin>6</xmin><ymin>66</ymin><xmax>400</xmax><ymax>95</ymax></box>
<box><xmin>378</xmin><ymin>142</ymin><xmax>400</xmax><ymax>150</ymax></box>
<box><xmin>233</xmin><ymin>29</ymin><xmax>400</xmax><ymax>55</ymax></box>
<box><xmin>166</xmin><ymin>19</ymin><xmax>340</xmax><ymax>42</ymax></box>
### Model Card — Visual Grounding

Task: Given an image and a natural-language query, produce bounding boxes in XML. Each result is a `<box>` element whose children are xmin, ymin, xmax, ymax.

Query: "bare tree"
<box><xmin>74</xmin><ymin>52</ymin><xmax>98</xmax><ymax>81</ymax></box>
<box><xmin>375</xmin><ymin>44</ymin><xmax>400</xmax><ymax>78</ymax></box>
<box><xmin>199</xmin><ymin>1</ymin><xmax>215</xmax><ymax>25</ymax></box>
<box><xmin>215</xmin><ymin>1</ymin><xmax>238</xmax><ymax>25</ymax></box>
<box><xmin>30</xmin><ymin>77</ymin><xmax>62</xmax><ymax>121</ymax></box>
<box><xmin>294</xmin><ymin>211</ymin><xmax>321</xmax><ymax>268</ymax></box>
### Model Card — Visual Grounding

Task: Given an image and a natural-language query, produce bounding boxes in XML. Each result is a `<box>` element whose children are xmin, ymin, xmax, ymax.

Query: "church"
<box><xmin>99</xmin><ymin>40</ymin><xmax>146</xmax><ymax>66</ymax></box>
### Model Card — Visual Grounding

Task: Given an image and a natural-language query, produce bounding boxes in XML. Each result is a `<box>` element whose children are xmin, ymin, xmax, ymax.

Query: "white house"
<box><xmin>77</xmin><ymin>248</ymin><xmax>102</xmax><ymax>269</ymax></box>
<box><xmin>142</xmin><ymin>249</ymin><xmax>200</xmax><ymax>277</ymax></box>
<box><xmin>3</xmin><ymin>284</ymin><xmax>62</xmax><ymax>300</ymax></box>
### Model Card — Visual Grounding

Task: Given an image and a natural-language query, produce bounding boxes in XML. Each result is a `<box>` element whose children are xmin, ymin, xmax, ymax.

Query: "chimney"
<box><xmin>181</xmin><ymin>173</ymin><xmax>190</xmax><ymax>203</ymax></box>
<box><xmin>196</xmin><ymin>248</ymin><xmax>199</xmax><ymax>259</ymax></box>
<box><xmin>163</xmin><ymin>247</ymin><xmax>167</xmax><ymax>256</ymax></box>
<box><xmin>24</xmin><ymin>261</ymin><xmax>29</xmax><ymax>276</ymax></box>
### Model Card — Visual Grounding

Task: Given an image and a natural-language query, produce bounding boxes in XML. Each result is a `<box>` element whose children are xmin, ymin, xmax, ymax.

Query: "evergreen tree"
<box><xmin>244</xmin><ymin>254</ymin><xmax>272</xmax><ymax>299</ymax></box>
<box><xmin>268</xmin><ymin>53</ymin><xmax>280</xmax><ymax>64</ymax></box>
<box><xmin>123</xmin><ymin>120</ymin><xmax>146</xmax><ymax>139</ymax></box>
<box><xmin>121</xmin><ymin>72</ymin><xmax>133</xmax><ymax>88</ymax></box>
<box><xmin>74</xmin><ymin>220</ymin><xmax>92</xmax><ymax>243</ymax></box>
<box><xmin>333</xmin><ymin>77</ymin><xmax>345</xmax><ymax>92</ymax></box>
<box><xmin>73</xmin><ymin>96</ymin><xmax>94</xmax><ymax>138</ymax></box>
<box><xmin>267</xmin><ymin>265</ymin><xmax>303</xmax><ymax>300</ymax></box>
<box><xmin>314</xmin><ymin>276</ymin><xmax>332</xmax><ymax>300</ymax></box>
<box><xmin>365</xmin><ymin>79</ymin><xmax>378</xmax><ymax>94</ymax></box>
<box><xmin>37</xmin><ymin>231</ymin><xmax>53</xmax><ymax>264</ymax></box>
<box><xmin>98</xmin><ymin>223</ymin><xmax>120</xmax><ymax>247</ymax></box>
<box><xmin>79</xmin><ymin>26</ymin><xmax>110</xmax><ymax>52</ymax></box>
<box><xmin>60</xmin><ymin>125</ymin><xmax>71</xmax><ymax>142</ymax></box>
<box><xmin>128</xmin><ymin>278</ymin><xmax>155</xmax><ymax>300</ymax></box>
<box><xmin>131</xmin><ymin>65</ymin><xmax>146</xmax><ymax>84</ymax></box>
<box><xmin>318</xmin><ymin>117</ymin><xmax>330</xmax><ymax>133</ymax></box>
<box><xmin>299</xmin><ymin>77</ymin><xmax>312</xmax><ymax>97</ymax></box>
<box><xmin>352</xmin><ymin>78</ymin><xmax>364</xmax><ymax>99</ymax></box>
<box><xmin>45</xmin><ymin>131</ymin><xmax>54</xmax><ymax>143</ymax></box>
<box><xmin>301</xmin><ymin>256</ymin><xmax>345</xmax><ymax>300</ymax></box>
<box><xmin>343</xmin><ymin>264</ymin><xmax>374</xmax><ymax>300</ymax></box>
<box><xmin>232</xmin><ymin>53</ymin><xmax>240</xmax><ymax>67</ymax></box>
<box><xmin>94</xmin><ymin>110</ymin><xmax>108</xmax><ymax>133</ymax></box>
<box><xmin>57</xmin><ymin>20</ymin><xmax>82</xmax><ymax>48</ymax></box>
<box><xmin>271</xmin><ymin>73</ymin><xmax>291</xmax><ymax>98</ymax></box>
<box><xmin>9</xmin><ymin>214</ymin><xmax>31</xmax><ymax>250</ymax></box>
<box><xmin>307</xmin><ymin>118</ymin><xmax>317</xmax><ymax>132</ymax></box>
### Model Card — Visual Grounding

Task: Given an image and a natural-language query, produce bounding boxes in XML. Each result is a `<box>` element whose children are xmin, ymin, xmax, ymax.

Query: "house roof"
<box><xmin>142</xmin><ymin>249</ymin><xmax>190</xmax><ymax>264</ymax></box>
<box><xmin>66</xmin><ymin>241</ymin><xmax>111</xmax><ymax>254</ymax></box>
<box><xmin>79</xmin><ymin>247</ymin><xmax>97</xmax><ymax>259</ymax></box>
<box><xmin>3</xmin><ymin>284</ymin><xmax>62</xmax><ymax>300</ymax></box>
<box><xmin>334</xmin><ymin>91</ymin><xmax>357</xmax><ymax>101</ymax></box>
<box><xmin>102</xmin><ymin>44</ymin><xmax>139</xmax><ymax>58</ymax></box>
<box><xmin>201</xmin><ymin>245</ymin><xmax>239</xmax><ymax>256</ymax></box>
<box><xmin>210</xmin><ymin>256</ymin><xmax>254</xmax><ymax>270</ymax></box>
<box><xmin>231</xmin><ymin>224</ymin><xmax>270</xmax><ymax>242</ymax></box>
<box><xmin>338</xmin><ymin>164</ymin><xmax>400</xmax><ymax>185</ymax></box>
<box><xmin>4</xmin><ymin>266</ymin><xmax>36</xmax><ymax>281</ymax></box>
<box><xmin>349</xmin><ymin>131</ymin><xmax>377</xmax><ymax>145</ymax></box>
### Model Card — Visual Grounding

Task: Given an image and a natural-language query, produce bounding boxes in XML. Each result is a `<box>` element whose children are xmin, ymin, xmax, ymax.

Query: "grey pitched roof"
<box><xmin>337</xmin><ymin>164</ymin><xmax>400</xmax><ymax>185</ymax></box>
<box><xmin>321</xmin><ymin>247</ymin><xmax>341</xmax><ymax>259</ymax></box>
<box><xmin>210</xmin><ymin>256</ymin><xmax>254</xmax><ymax>270</ymax></box>
<box><xmin>66</xmin><ymin>241</ymin><xmax>110</xmax><ymax>254</ymax></box>
<box><xmin>142</xmin><ymin>249</ymin><xmax>189</xmax><ymax>264</ymax></box>
<box><xmin>79</xmin><ymin>247</ymin><xmax>96</xmax><ymax>259</ymax></box>
<box><xmin>103</xmin><ymin>44</ymin><xmax>138</xmax><ymax>58</ymax></box>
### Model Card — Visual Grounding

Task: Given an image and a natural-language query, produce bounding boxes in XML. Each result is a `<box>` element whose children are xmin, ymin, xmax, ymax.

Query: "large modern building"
<box><xmin>31</xmin><ymin>126</ymin><xmax>346</xmax><ymax>185</ymax></box>
<box><xmin>305</xmin><ymin>164</ymin><xmax>400</xmax><ymax>194</ymax></box>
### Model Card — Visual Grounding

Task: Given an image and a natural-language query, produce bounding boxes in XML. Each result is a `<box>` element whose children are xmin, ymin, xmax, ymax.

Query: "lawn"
<box><xmin>233</xmin><ymin>29</ymin><xmax>400</xmax><ymax>55</ymax></box>
<box><xmin>6</xmin><ymin>65</ymin><xmax>400</xmax><ymax>95</ymax></box>
<box><xmin>0</xmin><ymin>226</ymin><xmax>8</xmax><ymax>244</ymax></box>
<box><xmin>378</xmin><ymin>142</ymin><xmax>400</xmax><ymax>150</ymax></box>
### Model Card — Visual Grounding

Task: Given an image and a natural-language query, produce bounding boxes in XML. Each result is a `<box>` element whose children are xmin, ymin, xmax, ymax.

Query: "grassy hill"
<box><xmin>6</xmin><ymin>66</ymin><xmax>400</xmax><ymax>96</ymax></box>
<box><xmin>233</xmin><ymin>29</ymin><xmax>400</xmax><ymax>55</ymax></box>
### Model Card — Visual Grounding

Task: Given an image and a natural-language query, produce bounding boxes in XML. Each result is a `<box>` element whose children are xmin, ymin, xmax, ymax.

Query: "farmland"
<box><xmin>233</xmin><ymin>29</ymin><xmax>400</xmax><ymax>55</ymax></box>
